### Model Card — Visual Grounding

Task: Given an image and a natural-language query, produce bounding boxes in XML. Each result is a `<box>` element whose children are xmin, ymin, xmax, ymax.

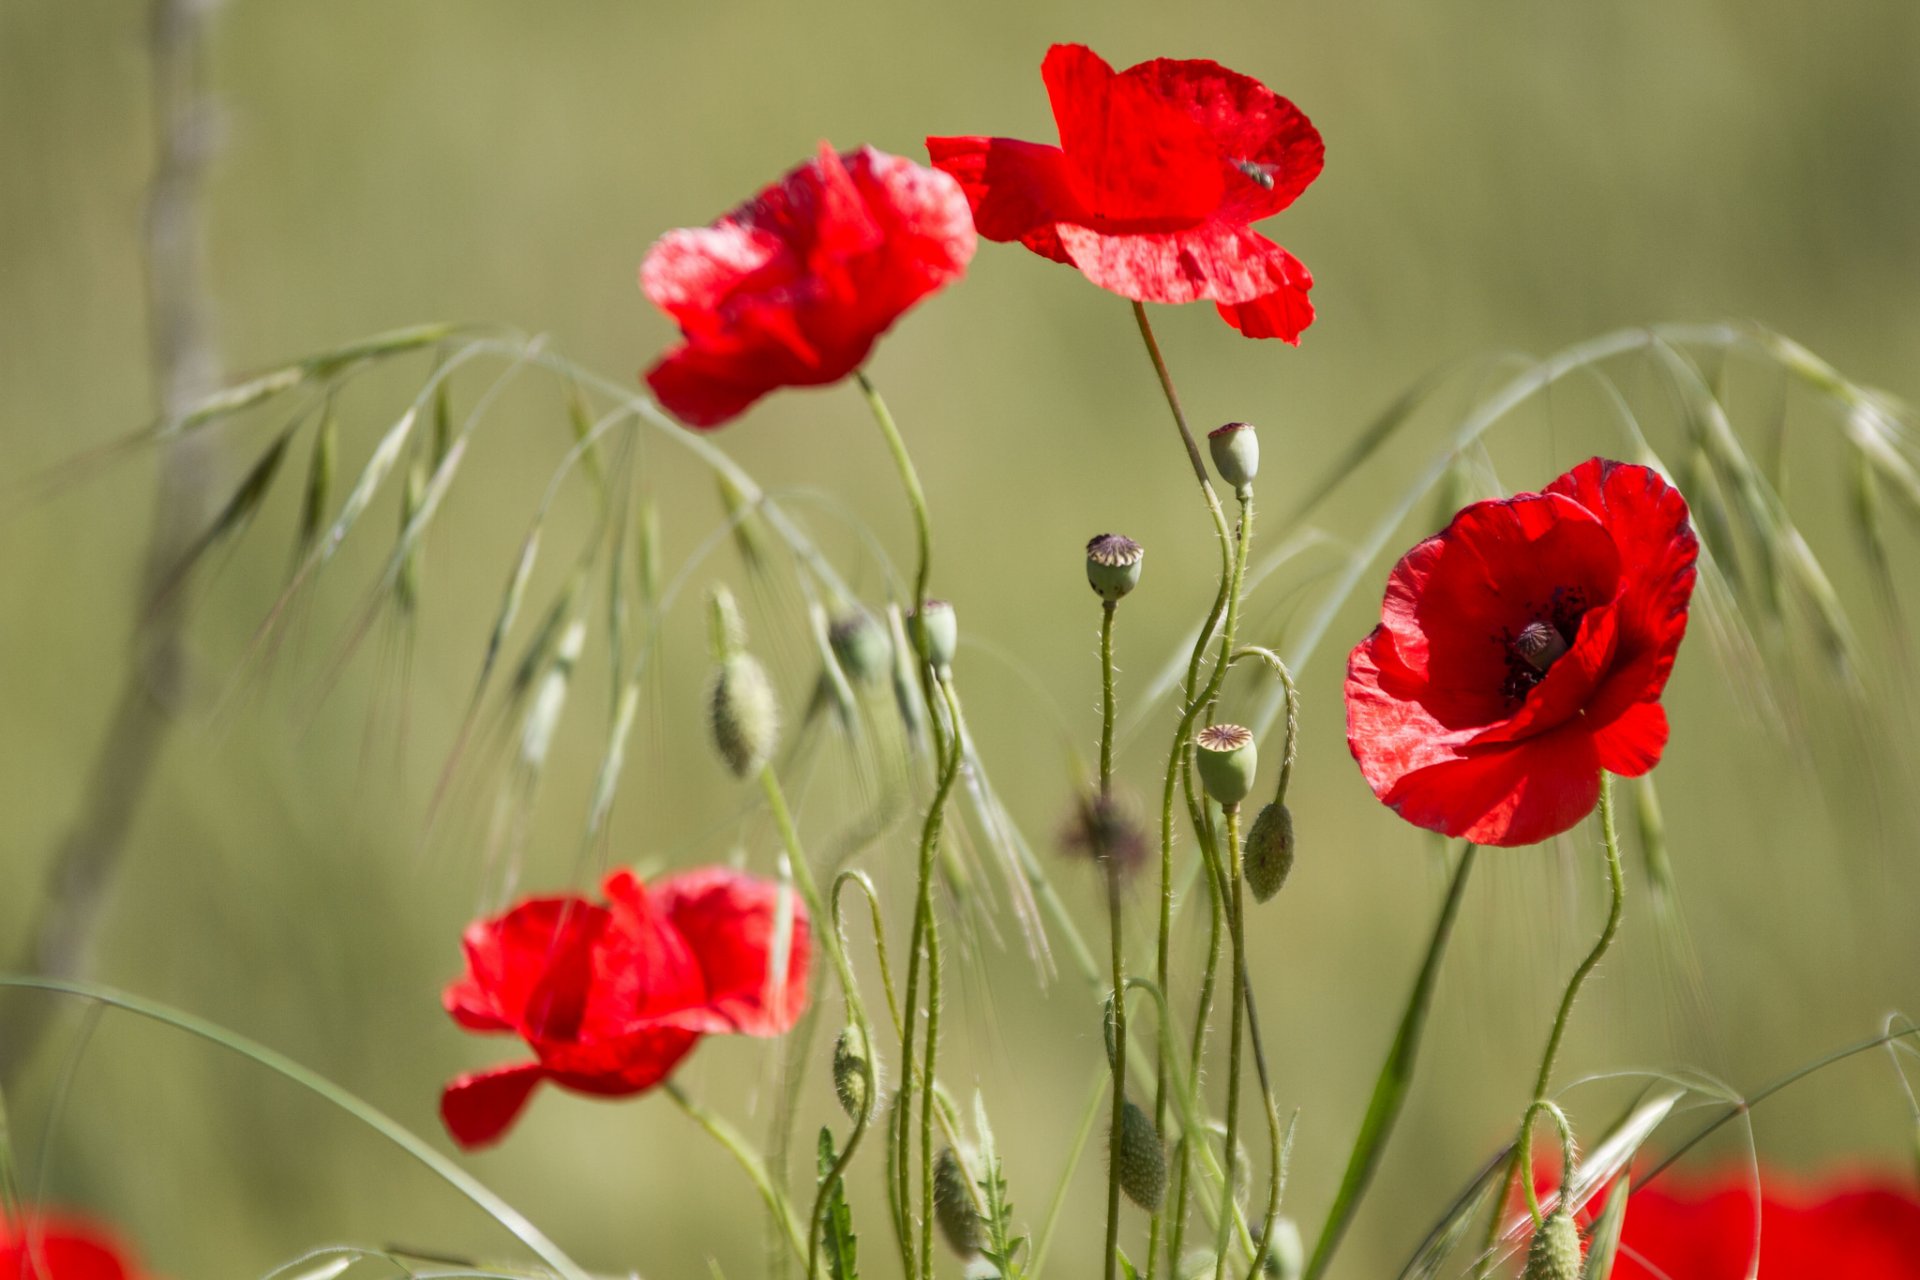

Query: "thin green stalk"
<box><xmin>1477</xmin><ymin>775</ymin><xmax>1625</xmax><ymax>1275</ymax></box>
<box><xmin>668</xmin><ymin>1083</ymin><xmax>809</xmax><ymax>1266</ymax></box>
<box><xmin>1212</xmin><ymin>803</ymin><xmax>1249</xmax><ymax>1280</ymax></box>
<box><xmin>1305</xmin><ymin>842</ymin><xmax>1478</xmax><ymax>1280</ymax></box>
<box><xmin>856</xmin><ymin>370</ymin><xmax>932</xmax><ymax>615</ymax></box>
<box><xmin>1100</xmin><ymin>598</ymin><xmax>1127</xmax><ymax>1280</ymax></box>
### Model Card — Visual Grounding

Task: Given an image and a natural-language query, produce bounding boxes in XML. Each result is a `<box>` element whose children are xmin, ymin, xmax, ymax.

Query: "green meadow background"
<box><xmin>3</xmin><ymin>2</ymin><xmax>1918</xmax><ymax>1277</ymax></box>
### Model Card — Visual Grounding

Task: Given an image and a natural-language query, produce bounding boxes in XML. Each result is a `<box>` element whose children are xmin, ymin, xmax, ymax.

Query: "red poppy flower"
<box><xmin>441</xmin><ymin>866</ymin><xmax>810</xmax><ymax>1149</ymax></box>
<box><xmin>1599</xmin><ymin>1171</ymin><xmax>1920</xmax><ymax>1279</ymax></box>
<box><xmin>926</xmin><ymin>44</ymin><xmax>1323</xmax><ymax>341</ymax></box>
<box><xmin>0</xmin><ymin>1214</ymin><xmax>148</xmax><ymax>1280</ymax></box>
<box><xmin>1345</xmin><ymin>459</ymin><xmax>1697</xmax><ymax>846</ymax></box>
<box><xmin>641</xmin><ymin>144</ymin><xmax>976</xmax><ymax>428</ymax></box>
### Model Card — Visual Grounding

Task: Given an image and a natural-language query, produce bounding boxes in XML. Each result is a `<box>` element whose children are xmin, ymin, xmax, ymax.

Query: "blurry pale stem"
<box><xmin>855</xmin><ymin>371</ymin><xmax>932</xmax><ymax>612</ymax></box>
<box><xmin>667</xmin><ymin>1083</ymin><xmax>808</xmax><ymax>1265</ymax></box>
<box><xmin>1480</xmin><ymin>774</ymin><xmax>1625</xmax><ymax>1274</ymax></box>
<box><xmin>8</xmin><ymin>0</ymin><xmax>222</xmax><ymax>1081</ymax></box>
<box><xmin>1305</xmin><ymin>842</ymin><xmax>1479</xmax><ymax>1280</ymax></box>
<box><xmin>1100</xmin><ymin>598</ymin><xmax>1127</xmax><ymax>1280</ymax></box>
<box><xmin>1211</xmin><ymin>803</ymin><xmax>1249</xmax><ymax>1280</ymax></box>
<box><xmin>1032</xmin><ymin>1068</ymin><xmax>1112</xmax><ymax>1280</ymax></box>
<box><xmin>1517</xmin><ymin>1102</ymin><xmax>1577</xmax><ymax>1227</ymax></box>
<box><xmin>0</xmin><ymin>977</ymin><xmax>589</xmax><ymax>1280</ymax></box>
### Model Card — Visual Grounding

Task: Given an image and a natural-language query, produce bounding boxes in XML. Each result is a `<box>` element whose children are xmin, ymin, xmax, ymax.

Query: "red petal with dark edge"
<box><xmin>440</xmin><ymin>1062</ymin><xmax>547</xmax><ymax>1151</ymax></box>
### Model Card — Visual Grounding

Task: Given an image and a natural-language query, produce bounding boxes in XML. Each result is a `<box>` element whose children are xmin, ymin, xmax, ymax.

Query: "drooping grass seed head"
<box><xmin>827</xmin><ymin>609</ymin><xmax>890</xmax><ymax>686</ymax></box>
<box><xmin>706</xmin><ymin>583</ymin><xmax>747</xmax><ymax>661</ymax></box>
<box><xmin>1061</xmin><ymin>790</ymin><xmax>1150</xmax><ymax>880</ymax></box>
<box><xmin>1208</xmin><ymin>421</ymin><xmax>1260</xmax><ymax>493</ymax></box>
<box><xmin>709</xmin><ymin>653</ymin><xmax>778</xmax><ymax>777</ymax></box>
<box><xmin>831</xmin><ymin>1023</ymin><xmax>873</xmax><ymax>1120</ymax></box>
<box><xmin>933</xmin><ymin>1146</ymin><xmax>984</xmax><ymax>1257</ymax></box>
<box><xmin>1113</xmin><ymin>1100</ymin><xmax>1168</xmax><ymax>1211</ymax></box>
<box><xmin>1244</xmin><ymin>802</ymin><xmax>1296</xmax><ymax>903</ymax></box>
<box><xmin>1194</xmin><ymin>723</ymin><xmax>1258</xmax><ymax>807</ymax></box>
<box><xmin>1522</xmin><ymin>1208</ymin><xmax>1583</xmax><ymax>1280</ymax></box>
<box><xmin>1085</xmin><ymin>532</ymin><xmax>1144</xmax><ymax>602</ymax></box>
<box><xmin>908</xmin><ymin>599</ymin><xmax>958</xmax><ymax>673</ymax></box>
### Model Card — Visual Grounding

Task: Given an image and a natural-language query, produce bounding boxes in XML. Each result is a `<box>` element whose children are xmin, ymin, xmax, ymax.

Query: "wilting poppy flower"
<box><xmin>927</xmin><ymin>43</ymin><xmax>1323</xmax><ymax>341</ymax></box>
<box><xmin>1345</xmin><ymin>459</ymin><xmax>1697</xmax><ymax>846</ymax></box>
<box><xmin>641</xmin><ymin>144</ymin><xmax>976</xmax><ymax>428</ymax></box>
<box><xmin>0</xmin><ymin>1213</ymin><xmax>148</xmax><ymax>1280</ymax></box>
<box><xmin>442</xmin><ymin>866</ymin><xmax>810</xmax><ymax>1149</ymax></box>
<box><xmin>1579</xmin><ymin>1170</ymin><xmax>1920</xmax><ymax>1279</ymax></box>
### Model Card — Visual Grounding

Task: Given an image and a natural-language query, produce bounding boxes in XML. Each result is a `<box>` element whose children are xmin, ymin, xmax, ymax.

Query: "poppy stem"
<box><xmin>1211</xmin><ymin>801</ymin><xmax>1248</xmax><ymax>1280</ymax></box>
<box><xmin>855</xmin><ymin>370</ymin><xmax>933</xmax><ymax>615</ymax></box>
<box><xmin>1100</xmin><ymin>598</ymin><xmax>1129</xmax><ymax>1280</ymax></box>
<box><xmin>666</xmin><ymin>1082</ymin><xmax>810</xmax><ymax>1266</ymax></box>
<box><xmin>1477</xmin><ymin>773</ymin><xmax>1626</xmax><ymax>1275</ymax></box>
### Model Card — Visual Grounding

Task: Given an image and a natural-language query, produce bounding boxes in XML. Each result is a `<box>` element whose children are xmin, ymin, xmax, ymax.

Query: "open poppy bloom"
<box><xmin>1578</xmin><ymin>1170</ymin><xmax>1920</xmax><ymax>1278</ymax></box>
<box><xmin>441</xmin><ymin>866</ymin><xmax>810</xmax><ymax>1149</ymax></box>
<box><xmin>0</xmin><ymin>1213</ymin><xmax>148</xmax><ymax>1280</ymax></box>
<box><xmin>641</xmin><ymin>144</ymin><xmax>976</xmax><ymax>428</ymax></box>
<box><xmin>1345</xmin><ymin>459</ymin><xmax>1697</xmax><ymax>846</ymax></box>
<box><xmin>927</xmin><ymin>43</ymin><xmax>1324</xmax><ymax>341</ymax></box>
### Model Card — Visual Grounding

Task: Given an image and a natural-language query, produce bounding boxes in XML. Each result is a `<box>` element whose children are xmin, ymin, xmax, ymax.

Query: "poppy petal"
<box><xmin>1042</xmin><ymin>43</ymin><xmax>1224</xmax><ymax>224</ymax></box>
<box><xmin>925</xmin><ymin>135</ymin><xmax>1076</xmax><ymax>263</ymax></box>
<box><xmin>1124</xmin><ymin>55</ymin><xmax>1325</xmax><ymax>222</ymax></box>
<box><xmin>441</xmin><ymin>1062</ymin><xmax>547</xmax><ymax>1151</ymax></box>
<box><xmin>654</xmin><ymin>867</ymin><xmax>812</xmax><ymax>1035</ymax></box>
<box><xmin>1591</xmin><ymin>700</ymin><xmax>1669</xmax><ymax>776</ymax></box>
<box><xmin>1055</xmin><ymin>219</ymin><xmax>1302</xmax><ymax>307</ymax></box>
<box><xmin>442</xmin><ymin>974</ymin><xmax>508</xmax><ymax>1032</ymax></box>
<box><xmin>1382</xmin><ymin>725</ymin><xmax>1603</xmax><ymax>847</ymax></box>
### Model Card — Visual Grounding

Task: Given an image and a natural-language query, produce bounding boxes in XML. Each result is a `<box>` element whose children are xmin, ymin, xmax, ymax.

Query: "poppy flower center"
<box><xmin>1498</xmin><ymin>586</ymin><xmax>1591</xmax><ymax>702</ymax></box>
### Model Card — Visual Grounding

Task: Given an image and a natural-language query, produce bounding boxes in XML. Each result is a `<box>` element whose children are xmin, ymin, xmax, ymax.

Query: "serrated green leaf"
<box><xmin>817</xmin><ymin>1128</ymin><xmax>859</xmax><ymax>1280</ymax></box>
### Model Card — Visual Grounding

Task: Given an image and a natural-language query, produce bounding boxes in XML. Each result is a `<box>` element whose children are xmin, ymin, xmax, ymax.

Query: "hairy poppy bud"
<box><xmin>707</xmin><ymin>584</ymin><xmax>747</xmax><ymax>661</ymax></box>
<box><xmin>908</xmin><ymin>599</ymin><xmax>958</xmax><ymax>673</ymax></box>
<box><xmin>1258</xmin><ymin>1217</ymin><xmax>1304</xmax><ymax>1279</ymax></box>
<box><xmin>1194</xmin><ymin>723</ymin><xmax>1258</xmax><ymax>807</ymax></box>
<box><xmin>1208</xmin><ymin>421</ymin><xmax>1260</xmax><ymax>492</ymax></box>
<box><xmin>1244</xmin><ymin>802</ymin><xmax>1295</xmax><ymax>903</ymax></box>
<box><xmin>831</xmin><ymin>1024</ymin><xmax>872</xmax><ymax>1120</ymax></box>
<box><xmin>933</xmin><ymin>1146</ymin><xmax>984</xmax><ymax>1257</ymax></box>
<box><xmin>1086</xmin><ymin>533</ymin><xmax>1144</xmax><ymax>602</ymax></box>
<box><xmin>1522</xmin><ymin>1209</ymin><xmax>1583</xmax><ymax>1280</ymax></box>
<box><xmin>1113</xmin><ymin>1099</ymin><xmax>1168</xmax><ymax>1211</ymax></box>
<box><xmin>710</xmin><ymin>653</ymin><xmax>778</xmax><ymax>777</ymax></box>
<box><xmin>828</xmin><ymin>610</ymin><xmax>890</xmax><ymax>686</ymax></box>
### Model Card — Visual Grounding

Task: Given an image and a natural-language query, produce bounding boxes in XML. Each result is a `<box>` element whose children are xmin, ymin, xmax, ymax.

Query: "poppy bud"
<box><xmin>1085</xmin><ymin>533</ymin><xmax>1144</xmax><ymax>602</ymax></box>
<box><xmin>1113</xmin><ymin>1099</ymin><xmax>1168</xmax><ymax>1211</ymax></box>
<box><xmin>1062</xmin><ymin>790</ymin><xmax>1150</xmax><ymax>879</ymax></box>
<box><xmin>710</xmin><ymin>653</ymin><xmax>779</xmax><ymax>777</ymax></box>
<box><xmin>707</xmin><ymin>584</ymin><xmax>747</xmax><ymax>661</ymax></box>
<box><xmin>908</xmin><ymin>599</ymin><xmax>958</xmax><ymax>672</ymax></box>
<box><xmin>831</xmin><ymin>1024</ymin><xmax>872</xmax><ymax>1120</ymax></box>
<box><xmin>1194</xmin><ymin>724</ymin><xmax>1258</xmax><ymax>807</ymax></box>
<box><xmin>933</xmin><ymin>1146</ymin><xmax>984</xmax><ymax>1257</ymax></box>
<box><xmin>1243</xmin><ymin>802</ymin><xmax>1295</xmax><ymax>903</ymax></box>
<box><xmin>828</xmin><ymin>610</ymin><xmax>890</xmax><ymax>686</ymax></box>
<box><xmin>1522</xmin><ymin>1208</ymin><xmax>1583</xmax><ymax>1280</ymax></box>
<box><xmin>1258</xmin><ymin>1217</ymin><xmax>1304</xmax><ymax>1280</ymax></box>
<box><xmin>1208</xmin><ymin>421</ymin><xmax>1260</xmax><ymax>492</ymax></box>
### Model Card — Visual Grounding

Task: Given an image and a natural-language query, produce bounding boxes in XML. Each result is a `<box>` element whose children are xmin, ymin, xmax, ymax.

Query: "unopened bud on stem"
<box><xmin>1113</xmin><ymin>1099</ymin><xmax>1168</xmax><ymax>1211</ymax></box>
<box><xmin>908</xmin><ymin>599</ymin><xmax>957</xmax><ymax>673</ymax></box>
<box><xmin>1195</xmin><ymin>723</ymin><xmax>1258</xmax><ymax>807</ymax></box>
<box><xmin>1208</xmin><ymin>421</ymin><xmax>1260</xmax><ymax>493</ymax></box>
<box><xmin>1085</xmin><ymin>533</ymin><xmax>1144</xmax><ymax>602</ymax></box>
<box><xmin>1244</xmin><ymin>802</ymin><xmax>1296</xmax><ymax>903</ymax></box>
<box><xmin>828</xmin><ymin>609</ymin><xmax>889</xmax><ymax>685</ymax></box>
<box><xmin>933</xmin><ymin>1146</ymin><xmax>984</xmax><ymax>1258</ymax></box>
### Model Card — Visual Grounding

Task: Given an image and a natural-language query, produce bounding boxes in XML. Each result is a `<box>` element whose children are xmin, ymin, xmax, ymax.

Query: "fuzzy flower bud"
<box><xmin>831</xmin><ymin>1024</ymin><xmax>872</xmax><ymax>1120</ymax></box>
<box><xmin>828</xmin><ymin>610</ymin><xmax>890</xmax><ymax>686</ymax></box>
<box><xmin>709</xmin><ymin>653</ymin><xmax>778</xmax><ymax>777</ymax></box>
<box><xmin>1113</xmin><ymin>1100</ymin><xmax>1168</xmax><ymax>1211</ymax></box>
<box><xmin>1208</xmin><ymin>421</ymin><xmax>1260</xmax><ymax>492</ymax></box>
<box><xmin>933</xmin><ymin>1146</ymin><xmax>984</xmax><ymax>1258</ymax></box>
<box><xmin>1085</xmin><ymin>532</ymin><xmax>1145</xmax><ymax>602</ymax></box>
<box><xmin>908</xmin><ymin>599</ymin><xmax>958</xmax><ymax>673</ymax></box>
<box><xmin>1522</xmin><ymin>1208</ymin><xmax>1583</xmax><ymax>1280</ymax></box>
<box><xmin>1244</xmin><ymin>802</ymin><xmax>1296</xmax><ymax>904</ymax></box>
<box><xmin>1194</xmin><ymin>723</ymin><xmax>1258</xmax><ymax>807</ymax></box>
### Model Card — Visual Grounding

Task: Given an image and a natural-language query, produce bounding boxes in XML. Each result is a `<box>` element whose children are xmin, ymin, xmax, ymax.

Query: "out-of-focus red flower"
<box><xmin>0</xmin><ymin>1214</ymin><xmax>147</xmax><ymax>1280</ymax></box>
<box><xmin>1600</xmin><ymin>1170</ymin><xmax>1920</xmax><ymax>1279</ymax></box>
<box><xmin>441</xmin><ymin>866</ymin><xmax>810</xmax><ymax>1149</ymax></box>
<box><xmin>927</xmin><ymin>43</ymin><xmax>1323</xmax><ymax>341</ymax></box>
<box><xmin>641</xmin><ymin>144</ymin><xmax>976</xmax><ymax>428</ymax></box>
<box><xmin>1345</xmin><ymin>459</ymin><xmax>1697</xmax><ymax>846</ymax></box>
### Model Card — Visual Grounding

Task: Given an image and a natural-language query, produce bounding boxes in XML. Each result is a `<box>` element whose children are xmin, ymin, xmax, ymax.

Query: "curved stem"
<box><xmin>856</xmin><ymin>371</ymin><xmax>932</xmax><ymax>614</ymax></box>
<box><xmin>1212</xmin><ymin>803</ymin><xmax>1249</xmax><ymax>1280</ymax></box>
<box><xmin>1477</xmin><ymin>774</ymin><xmax>1625</xmax><ymax>1274</ymax></box>
<box><xmin>668</xmin><ymin>1083</ymin><xmax>809</xmax><ymax>1266</ymax></box>
<box><xmin>1100</xmin><ymin>599</ymin><xmax>1127</xmax><ymax>1280</ymax></box>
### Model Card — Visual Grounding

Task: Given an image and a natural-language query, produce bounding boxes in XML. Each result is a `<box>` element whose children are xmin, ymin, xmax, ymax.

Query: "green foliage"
<box><xmin>817</xmin><ymin>1128</ymin><xmax>859</xmax><ymax>1280</ymax></box>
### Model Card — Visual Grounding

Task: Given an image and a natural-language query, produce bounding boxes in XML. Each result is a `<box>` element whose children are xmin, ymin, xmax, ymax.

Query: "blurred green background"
<box><xmin>3</xmin><ymin>2</ymin><xmax>1918</xmax><ymax>1277</ymax></box>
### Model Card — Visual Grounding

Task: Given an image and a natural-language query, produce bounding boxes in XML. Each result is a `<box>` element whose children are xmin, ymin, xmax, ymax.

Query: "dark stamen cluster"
<box><xmin>1497</xmin><ymin>585</ymin><xmax>1591</xmax><ymax>703</ymax></box>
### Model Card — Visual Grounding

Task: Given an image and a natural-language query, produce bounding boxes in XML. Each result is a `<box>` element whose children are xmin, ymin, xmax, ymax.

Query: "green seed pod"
<box><xmin>709</xmin><ymin>653</ymin><xmax>778</xmax><ymax>777</ymax></box>
<box><xmin>831</xmin><ymin>1024</ymin><xmax>871</xmax><ymax>1120</ymax></box>
<box><xmin>1085</xmin><ymin>532</ymin><xmax>1144</xmax><ymax>602</ymax></box>
<box><xmin>1113</xmin><ymin>1100</ymin><xmax>1167</xmax><ymax>1211</ymax></box>
<box><xmin>827</xmin><ymin>610</ymin><xmax>890</xmax><ymax>686</ymax></box>
<box><xmin>933</xmin><ymin>1146</ymin><xmax>984</xmax><ymax>1258</ymax></box>
<box><xmin>908</xmin><ymin>599</ymin><xmax>958</xmax><ymax>672</ymax></box>
<box><xmin>1522</xmin><ymin>1208</ymin><xmax>1583</xmax><ymax>1280</ymax></box>
<box><xmin>1244</xmin><ymin>802</ymin><xmax>1296</xmax><ymax>904</ymax></box>
<box><xmin>1194</xmin><ymin>724</ymin><xmax>1258</xmax><ymax>807</ymax></box>
<box><xmin>706</xmin><ymin>584</ymin><xmax>747</xmax><ymax>661</ymax></box>
<box><xmin>1259</xmin><ymin>1218</ymin><xmax>1304</xmax><ymax>1280</ymax></box>
<box><xmin>1208</xmin><ymin>421</ymin><xmax>1260</xmax><ymax>492</ymax></box>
